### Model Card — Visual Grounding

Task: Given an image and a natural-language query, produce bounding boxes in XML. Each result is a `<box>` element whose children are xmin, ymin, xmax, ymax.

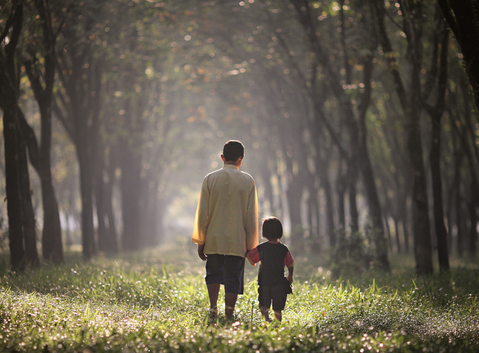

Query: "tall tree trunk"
<box><xmin>285</xmin><ymin>155</ymin><xmax>303</xmax><ymax>251</ymax></box>
<box><xmin>77</xmin><ymin>144</ymin><xmax>96</xmax><ymax>259</ymax></box>
<box><xmin>455</xmin><ymin>188</ymin><xmax>465</xmax><ymax>255</ymax></box>
<box><xmin>348</xmin><ymin>169</ymin><xmax>359</xmax><ymax>236</ymax></box>
<box><xmin>424</xmin><ymin>9</ymin><xmax>449</xmax><ymax>271</ymax></box>
<box><xmin>105</xmin><ymin>148</ymin><xmax>119</xmax><ymax>253</ymax></box>
<box><xmin>120</xmin><ymin>130</ymin><xmax>142</xmax><ymax>252</ymax></box>
<box><xmin>404</xmin><ymin>1</ymin><xmax>433</xmax><ymax>275</ymax></box>
<box><xmin>406</xmin><ymin>101</ymin><xmax>433</xmax><ymax>275</ymax></box>
<box><xmin>3</xmin><ymin>108</ymin><xmax>27</xmax><ymax>271</ymax></box>
<box><xmin>0</xmin><ymin>2</ymin><xmax>40</xmax><ymax>270</ymax></box>
<box><xmin>371</xmin><ymin>0</ymin><xmax>432</xmax><ymax>274</ymax></box>
<box><xmin>19</xmin><ymin>137</ymin><xmax>39</xmax><ymax>267</ymax></box>
<box><xmin>468</xmin><ymin>199</ymin><xmax>478</xmax><ymax>256</ymax></box>
<box><xmin>438</xmin><ymin>1</ymin><xmax>479</xmax><ymax>111</ymax></box>
<box><xmin>393</xmin><ymin>217</ymin><xmax>401</xmax><ymax>253</ymax></box>
<box><xmin>357</xmin><ymin>56</ymin><xmax>389</xmax><ymax>269</ymax></box>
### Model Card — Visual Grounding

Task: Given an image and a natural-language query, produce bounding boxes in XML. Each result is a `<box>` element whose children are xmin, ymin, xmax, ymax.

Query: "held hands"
<box><xmin>197</xmin><ymin>244</ymin><xmax>207</xmax><ymax>261</ymax></box>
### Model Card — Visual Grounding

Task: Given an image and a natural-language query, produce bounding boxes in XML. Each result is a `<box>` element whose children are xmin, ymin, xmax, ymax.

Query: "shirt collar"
<box><xmin>223</xmin><ymin>164</ymin><xmax>239</xmax><ymax>170</ymax></box>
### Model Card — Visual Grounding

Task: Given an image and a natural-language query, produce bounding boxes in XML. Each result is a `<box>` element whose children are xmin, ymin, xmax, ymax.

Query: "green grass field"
<box><xmin>1</xmin><ymin>244</ymin><xmax>478</xmax><ymax>352</ymax></box>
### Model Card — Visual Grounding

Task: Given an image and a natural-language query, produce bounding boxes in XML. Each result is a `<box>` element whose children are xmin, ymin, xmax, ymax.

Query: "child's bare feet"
<box><xmin>260</xmin><ymin>307</ymin><xmax>271</xmax><ymax>322</ymax></box>
<box><xmin>209</xmin><ymin>306</ymin><xmax>218</xmax><ymax>319</ymax></box>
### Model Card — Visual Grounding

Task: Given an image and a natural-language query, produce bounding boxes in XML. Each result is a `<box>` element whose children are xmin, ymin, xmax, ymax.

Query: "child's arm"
<box><xmin>284</xmin><ymin>250</ymin><xmax>294</xmax><ymax>283</ymax></box>
<box><xmin>287</xmin><ymin>265</ymin><xmax>294</xmax><ymax>283</ymax></box>
<box><xmin>247</xmin><ymin>247</ymin><xmax>260</xmax><ymax>266</ymax></box>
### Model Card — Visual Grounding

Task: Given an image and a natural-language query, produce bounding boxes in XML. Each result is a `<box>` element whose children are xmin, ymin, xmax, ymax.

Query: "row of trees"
<box><xmin>1</xmin><ymin>0</ymin><xmax>478</xmax><ymax>275</ymax></box>
<box><xmin>191</xmin><ymin>0</ymin><xmax>479</xmax><ymax>274</ymax></box>
<box><xmin>1</xmin><ymin>0</ymin><xmax>198</xmax><ymax>270</ymax></box>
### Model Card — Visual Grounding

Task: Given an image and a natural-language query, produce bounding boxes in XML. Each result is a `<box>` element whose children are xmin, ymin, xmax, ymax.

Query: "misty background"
<box><xmin>1</xmin><ymin>0</ymin><xmax>478</xmax><ymax>275</ymax></box>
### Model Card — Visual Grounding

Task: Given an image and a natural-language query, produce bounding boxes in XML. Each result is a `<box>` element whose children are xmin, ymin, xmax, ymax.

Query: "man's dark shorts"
<box><xmin>205</xmin><ymin>254</ymin><xmax>245</xmax><ymax>294</ymax></box>
<box><xmin>258</xmin><ymin>284</ymin><xmax>288</xmax><ymax>311</ymax></box>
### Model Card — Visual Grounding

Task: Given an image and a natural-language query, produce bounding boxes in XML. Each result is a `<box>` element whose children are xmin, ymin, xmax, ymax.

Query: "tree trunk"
<box><xmin>105</xmin><ymin>148</ymin><xmax>119</xmax><ymax>253</ymax></box>
<box><xmin>19</xmin><ymin>138</ymin><xmax>40</xmax><ymax>267</ymax></box>
<box><xmin>468</xmin><ymin>199</ymin><xmax>478</xmax><ymax>256</ymax></box>
<box><xmin>371</xmin><ymin>0</ymin><xmax>432</xmax><ymax>274</ymax></box>
<box><xmin>3</xmin><ymin>108</ymin><xmax>27</xmax><ymax>271</ymax></box>
<box><xmin>424</xmin><ymin>10</ymin><xmax>449</xmax><ymax>271</ymax></box>
<box><xmin>0</xmin><ymin>2</ymin><xmax>40</xmax><ymax>270</ymax></box>
<box><xmin>406</xmin><ymin>109</ymin><xmax>433</xmax><ymax>274</ymax></box>
<box><xmin>22</xmin><ymin>0</ymin><xmax>64</xmax><ymax>263</ymax></box>
<box><xmin>77</xmin><ymin>145</ymin><xmax>96</xmax><ymax>259</ymax></box>
<box><xmin>120</xmin><ymin>134</ymin><xmax>142</xmax><ymax>252</ymax></box>
<box><xmin>428</xmin><ymin>114</ymin><xmax>449</xmax><ymax>270</ymax></box>
<box><xmin>348</xmin><ymin>171</ymin><xmax>359</xmax><ymax>236</ymax></box>
<box><xmin>438</xmin><ymin>1</ymin><xmax>479</xmax><ymax>111</ymax></box>
<box><xmin>285</xmin><ymin>154</ymin><xmax>304</xmax><ymax>250</ymax></box>
<box><xmin>455</xmin><ymin>189</ymin><xmax>465</xmax><ymax>255</ymax></box>
<box><xmin>393</xmin><ymin>217</ymin><xmax>401</xmax><ymax>253</ymax></box>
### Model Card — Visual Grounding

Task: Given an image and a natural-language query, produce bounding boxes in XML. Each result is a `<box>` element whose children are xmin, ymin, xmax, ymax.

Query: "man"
<box><xmin>192</xmin><ymin>140</ymin><xmax>259</xmax><ymax>320</ymax></box>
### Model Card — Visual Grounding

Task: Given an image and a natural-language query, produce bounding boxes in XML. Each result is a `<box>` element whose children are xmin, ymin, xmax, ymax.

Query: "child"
<box><xmin>247</xmin><ymin>217</ymin><xmax>294</xmax><ymax>322</ymax></box>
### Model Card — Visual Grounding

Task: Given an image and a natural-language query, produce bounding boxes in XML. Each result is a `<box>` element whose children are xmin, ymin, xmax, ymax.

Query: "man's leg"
<box><xmin>225</xmin><ymin>292</ymin><xmax>237</xmax><ymax>319</ymax></box>
<box><xmin>207</xmin><ymin>283</ymin><xmax>220</xmax><ymax>317</ymax></box>
<box><xmin>273</xmin><ymin>310</ymin><xmax>282</xmax><ymax>321</ymax></box>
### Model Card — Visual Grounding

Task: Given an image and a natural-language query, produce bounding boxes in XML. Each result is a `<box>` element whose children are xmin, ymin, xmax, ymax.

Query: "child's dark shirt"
<box><xmin>248</xmin><ymin>242</ymin><xmax>294</xmax><ymax>286</ymax></box>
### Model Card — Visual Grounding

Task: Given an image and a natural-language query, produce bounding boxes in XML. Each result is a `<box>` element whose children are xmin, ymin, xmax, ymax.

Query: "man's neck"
<box><xmin>224</xmin><ymin>161</ymin><xmax>240</xmax><ymax>168</ymax></box>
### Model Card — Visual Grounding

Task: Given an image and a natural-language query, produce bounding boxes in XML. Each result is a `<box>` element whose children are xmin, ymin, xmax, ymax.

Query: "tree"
<box><xmin>422</xmin><ymin>5</ymin><xmax>450</xmax><ymax>271</ymax></box>
<box><xmin>0</xmin><ymin>0</ymin><xmax>40</xmax><ymax>270</ymax></box>
<box><xmin>290</xmin><ymin>0</ymin><xmax>389</xmax><ymax>269</ymax></box>
<box><xmin>438</xmin><ymin>1</ymin><xmax>479</xmax><ymax>111</ymax></box>
<box><xmin>22</xmin><ymin>0</ymin><xmax>64</xmax><ymax>263</ymax></box>
<box><xmin>370</xmin><ymin>0</ymin><xmax>433</xmax><ymax>275</ymax></box>
<box><xmin>54</xmin><ymin>0</ymin><xmax>107</xmax><ymax>259</ymax></box>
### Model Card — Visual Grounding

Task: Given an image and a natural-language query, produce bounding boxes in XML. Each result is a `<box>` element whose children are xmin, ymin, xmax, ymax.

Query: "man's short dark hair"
<box><xmin>223</xmin><ymin>140</ymin><xmax>244</xmax><ymax>162</ymax></box>
<box><xmin>262</xmin><ymin>217</ymin><xmax>283</xmax><ymax>241</ymax></box>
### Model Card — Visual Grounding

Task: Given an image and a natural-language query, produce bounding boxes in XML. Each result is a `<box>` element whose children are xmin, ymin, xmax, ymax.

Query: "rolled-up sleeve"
<box><xmin>192</xmin><ymin>178</ymin><xmax>209</xmax><ymax>245</ymax></box>
<box><xmin>245</xmin><ymin>183</ymin><xmax>259</xmax><ymax>251</ymax></box>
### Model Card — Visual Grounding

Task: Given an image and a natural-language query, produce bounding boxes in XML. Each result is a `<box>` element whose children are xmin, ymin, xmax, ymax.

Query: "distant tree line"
<box><xmin>0</xmin><ymin>0</ymin><xmax>478</xmax><ymax>275</ymax></box>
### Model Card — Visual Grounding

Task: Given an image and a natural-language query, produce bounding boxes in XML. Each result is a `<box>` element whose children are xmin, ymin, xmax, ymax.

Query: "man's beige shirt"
<box><xmin>192</xmin><ymin>164</ymin><xmax>259</xmax><ymax>258</ymax></box>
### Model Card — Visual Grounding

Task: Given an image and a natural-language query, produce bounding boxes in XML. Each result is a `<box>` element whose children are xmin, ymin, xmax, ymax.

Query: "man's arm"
<box><xmin>192</xmin><ymin>178</ymin><xmax>209</xmax><ymax>259</ymax></box>
<box><xmin>197</xmin><ymin>244</ymin><xmax>207</xmax><ymax>261</ymax></box>
<box><xmin>245</xmin><ymin>182</ymin><xmax>259</xmax><ymax>250</ymax></box>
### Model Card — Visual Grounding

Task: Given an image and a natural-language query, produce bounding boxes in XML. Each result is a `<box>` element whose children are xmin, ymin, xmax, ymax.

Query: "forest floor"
<box><xmin>0</xmin><ymin>243</ymin><xmax>478</xmax><ymax>352</ymax></box>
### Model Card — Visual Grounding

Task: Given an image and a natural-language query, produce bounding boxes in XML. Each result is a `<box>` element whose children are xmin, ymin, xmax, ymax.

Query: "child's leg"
<box><xmin>260</xmin><ymin>306</ymin><xmax>271</xmax><ymax>322</ymax></box>
<box><xmin>271</xmin><ymin>288</ymin><xmax>287</xmax><ymax>322</ymax></box>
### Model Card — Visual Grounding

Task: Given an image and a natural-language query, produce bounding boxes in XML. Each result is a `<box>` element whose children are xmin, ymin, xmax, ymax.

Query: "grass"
<box><xmin>0</xmin><ymin>244</ymin><xmax>478</xmax><ymax>352</ymax></box>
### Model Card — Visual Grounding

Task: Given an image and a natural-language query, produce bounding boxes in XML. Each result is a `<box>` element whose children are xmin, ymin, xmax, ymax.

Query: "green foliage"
<box><xmin>0</xmin><ymin>246</ymin><xmax>478</xmax><ymax>352</ymax></box>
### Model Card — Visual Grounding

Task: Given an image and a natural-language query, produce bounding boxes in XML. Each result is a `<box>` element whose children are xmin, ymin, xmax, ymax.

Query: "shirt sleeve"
<box><xmin>192</xmin><ymin>178</ymin><xmax>209</xmax><ymax>245</ymax></box>
<box><xmin>245</xmin><ymin>181</ymin><xmax>259</xmax><ymax>251</ymax></box>
<box><xmin>247</xmin><ymin>247</ymin><xmax>260</xmax><ymax>265</ymax></box>
<box><xmin>284</xmin><ymin>251</ymin><xmax>294</xmax><ymax>268</ymax></box>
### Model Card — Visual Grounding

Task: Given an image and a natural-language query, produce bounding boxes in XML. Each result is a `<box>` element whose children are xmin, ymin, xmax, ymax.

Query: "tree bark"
<box><xmin>371</xmin><ymin>0</ymin><xmax>433</xmax><ymax>274</ymax></box>
<box><xmin>2</xmin><ymin>106</ymin><xmax>27</xmax><ymax>271</ymax></box>
<box><xmin>0</xmin><ymin>2</ymin><xmax>40</xmax><ymax>270</ymax></box>
<box><xmin>423</xmin><ymin>7</ymin><xmax>450</xmax><ymax>271</ymax></box>
<box><xmin>77</xmin><ymin>144</ymin><xmax>96</xmax><ymax>259</ymax></box>
<box><xmin>55</xmin><ymin>41</ymin><xmax>102</xmax><ymax>259</ymax></box>
<box><xmin>438</xmin><ymin>0</ymin><xmax>479</xmax><ymax>111</ymax></box>
<box><xmin>120</xmin><ymin>138</ymin><xmax>142</xmax><ymax>252</ymax></box>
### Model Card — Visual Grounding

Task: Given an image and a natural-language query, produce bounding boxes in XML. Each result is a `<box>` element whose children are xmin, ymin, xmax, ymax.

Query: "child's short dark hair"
<box><xmin>262</xmin><ymin>217</ymin><xmax>283</xmax><ymax>241</ymax></box>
